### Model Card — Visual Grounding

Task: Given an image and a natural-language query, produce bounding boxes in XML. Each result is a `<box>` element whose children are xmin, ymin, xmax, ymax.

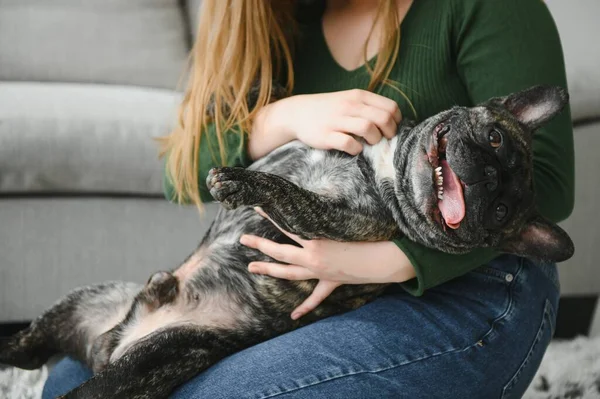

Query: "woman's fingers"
<box><xmin>291</xmin><ymin>280</ymin><xmax>341</xmax><ymax>320</ymax></box>
<box><xmin>334</xmin><ymin>116</ymin><xmax>383</xmax><ymax>145</ymax></box>
<box><xmin>240</xmin><ymin>234</ymin><xmax>308</xmax><ymax>266</ymax></box>
<box><xmin>324</xmin><ymin>132</ymin><xmax>363</xmax><ymax>155</ymax></box>
<box><xmin>248</xmin><ymin>262</ymin><xmax>317</xmax><ymax>281</ymax></box>
<box><xmin>354</xmin><ymin>89</ymin><xmax>402</xmax><ymax>124</ymax></box>
<box><xmin>356</xmin><ymin>105</ymin><xmax>398</xmax><ymax>139</ymax></box>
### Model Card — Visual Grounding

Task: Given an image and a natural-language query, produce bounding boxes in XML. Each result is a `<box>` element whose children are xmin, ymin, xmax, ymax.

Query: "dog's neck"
<box><xmin>361</xmin><ymin>122</ymin><xmax>421</xmax><ymax>238</ymax></box>
<box><xmin>362</xmin><ymin>135</ymin><xmax>399</xmax><ymax>182</ymax></box>
<box><xmin>362</xmin><ymin>120</ymin><xmax>416</xmax><ymax>184</ymax></box>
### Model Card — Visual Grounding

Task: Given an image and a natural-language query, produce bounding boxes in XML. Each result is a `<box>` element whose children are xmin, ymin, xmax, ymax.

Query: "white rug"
<box><xmin>1</xmin><ymin>336</ymin><xmax>599</xmax><ymax>399</ymax></box>
<box><xmin>0</xmin><ymin>365</ymin><xmax>47</xmax><ymax>399</ymax></box>
<box><xmin>524</xmin><ymin>335</ymin><xmax>600</xmax><ymax>399</ymax></box>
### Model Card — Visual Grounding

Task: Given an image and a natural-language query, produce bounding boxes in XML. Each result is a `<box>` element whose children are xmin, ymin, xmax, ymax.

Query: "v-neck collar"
<box><xmin>317</xmin><ymin>18</ymin><xmax>378</xmax><ymax>74</ymax></box>
<box><xmin>315</xmin><ymin>1</ymin><xmax>416</xmax><ymax>76</ymax></box>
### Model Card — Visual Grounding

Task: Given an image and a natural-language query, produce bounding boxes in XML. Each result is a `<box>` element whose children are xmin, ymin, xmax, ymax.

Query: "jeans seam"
<box><xmin>471</xmin><ymin>266</ymin><xmax>512</xmax><ymax>283</ymax></box>
<box><xmin>258</xmin><ymin>262</ymin><xmax>523</xmax><ymax>399</ymax></box>
<box><xmin>500</xmin><ymin>298</ymin><xmax>553</xmax><ymax>398</ymax></box>
<box><xmin>258</xmin><ymin>331</ymin><xmax>506</xmax><ymax>399</ymax></box>
<box><xmin>475</xmin><ymin>258</ymin><xmax>523</xmax><ymax>345</ymax></box>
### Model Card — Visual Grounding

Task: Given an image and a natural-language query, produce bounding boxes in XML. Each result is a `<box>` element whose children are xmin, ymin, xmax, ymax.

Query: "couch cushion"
<box><xmin>546</xmin><ymin>0</ymin><xmax>600</xmax><ymax>122</ymax></box>
<box><xmin>0</xmin><ymin>82</ymin><xmax>181</xmax><ymax>195</ymax></box>
<box><xmin>186</xmin><ymin>0</ymin><xmax>202</xmax><ymax>39</ymax></box>
<box><xmin>0</xmin><ymin>0</ymin><xmax>190</xmax><ymax>90</ymax></box>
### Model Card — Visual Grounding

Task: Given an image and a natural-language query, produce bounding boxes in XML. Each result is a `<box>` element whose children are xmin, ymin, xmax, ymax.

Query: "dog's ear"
<box><xmin>499</xmin><ymin>214</ymin><xmax>574</xmax><ymax>263</ymax></box>
<box><xmin>499</xmin><ymin>85</ymin><xmax>569</xmax><ymax>131</ymax></box>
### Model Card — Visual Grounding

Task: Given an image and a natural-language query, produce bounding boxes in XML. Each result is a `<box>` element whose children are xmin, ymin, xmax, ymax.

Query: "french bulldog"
<box><xmin>0</xmin><ymin>85</ymin><xmax>574</xmax><ymax>398</ymax></box>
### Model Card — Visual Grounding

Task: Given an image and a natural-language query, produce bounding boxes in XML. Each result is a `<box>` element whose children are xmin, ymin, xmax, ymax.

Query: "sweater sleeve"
<box><xmin>163</xmin><ymin>123</ymin><xmax>252</xmax><ymax>204</ymax></box>
<box><xmin>396</xmin><ymin>0</ymin><xmax>575</xmax><ymax>296</ymax></box>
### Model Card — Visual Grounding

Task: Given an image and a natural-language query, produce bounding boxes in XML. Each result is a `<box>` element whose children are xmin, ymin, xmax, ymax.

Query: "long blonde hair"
<box><xmin>159</xmin><ymin>0</ymin><xmax>403</xmax><ymax>210</ymax></box>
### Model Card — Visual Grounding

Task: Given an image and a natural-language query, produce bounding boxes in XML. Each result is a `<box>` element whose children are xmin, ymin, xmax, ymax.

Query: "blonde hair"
<box><xmin>159</xmin><ymin>0</ymin><xmax>405</xmax><ymax>210</ymax></box>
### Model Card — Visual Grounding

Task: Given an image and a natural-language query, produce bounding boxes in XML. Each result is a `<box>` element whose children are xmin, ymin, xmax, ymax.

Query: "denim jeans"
<box><xmin>42</xmin><ymin>254</ymin><xmax>560</xmax><ymax>399</ymax></box>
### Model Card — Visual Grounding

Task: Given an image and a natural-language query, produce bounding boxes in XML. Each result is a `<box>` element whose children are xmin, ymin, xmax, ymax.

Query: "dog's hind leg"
<box><xmin>88</xmin><ymin>271</ymin><xmax>180</xmax><ymax>372</ymax></box>
<box><xmin>0</xmin><ymin>281</ymin><xmax>140</xmax><ymax>370</ymax></box>
<box><xmin>59</xmin><ymin>325</ymin><xmax>269</xmax><ymax>399</ymax></box>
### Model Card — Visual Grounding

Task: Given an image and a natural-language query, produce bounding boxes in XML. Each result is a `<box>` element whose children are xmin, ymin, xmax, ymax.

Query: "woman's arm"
<box><xmin>165</xmin><ymin>88</ymin><xmax>402</xmax><ymax>202</ymax></box>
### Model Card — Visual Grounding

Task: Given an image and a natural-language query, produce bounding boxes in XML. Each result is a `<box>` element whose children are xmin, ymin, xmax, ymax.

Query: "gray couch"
<box><xmin>1</xmin><ymin>1</ymin><xmax>599</xmax><ymax>332</ymax></box>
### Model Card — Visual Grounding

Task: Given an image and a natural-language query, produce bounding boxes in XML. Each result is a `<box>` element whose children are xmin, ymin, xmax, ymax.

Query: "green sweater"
<box><xmin>164</xmin><ymin>0</ymin><xmax>574</xmax><ymax>296</ymax></box>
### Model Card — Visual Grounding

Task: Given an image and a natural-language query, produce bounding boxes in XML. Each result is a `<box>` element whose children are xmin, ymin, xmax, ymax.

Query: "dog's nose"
<box><xmin>484</xmin><ymin>165</ymin><xmax>498</xmax><ymax>192</ymax></box>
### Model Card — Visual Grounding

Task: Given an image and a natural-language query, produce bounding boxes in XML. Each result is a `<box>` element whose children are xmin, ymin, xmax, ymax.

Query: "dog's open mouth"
<box><xmin>428</xmin><ymin>122</ymin><xmax>465</xmax><ymax>230</ymax></box>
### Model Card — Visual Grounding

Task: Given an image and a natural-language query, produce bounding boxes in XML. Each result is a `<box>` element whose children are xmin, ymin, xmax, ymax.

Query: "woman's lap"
<box><xmin>42</xmin><ymin>254</ymin><xmax>559</xmax><ymax>399</ymax></box>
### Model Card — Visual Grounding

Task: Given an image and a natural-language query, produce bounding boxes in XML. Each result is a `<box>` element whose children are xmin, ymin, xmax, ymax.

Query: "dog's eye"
<box><xmin>489</xmin><ymin>129</ymin><xmax>503</xmax><ymax>148</ymax></box>
<box><xmin>495</xmin><ymin>204</ymin><xmax>508</xmax><ymax>221</ymax></box>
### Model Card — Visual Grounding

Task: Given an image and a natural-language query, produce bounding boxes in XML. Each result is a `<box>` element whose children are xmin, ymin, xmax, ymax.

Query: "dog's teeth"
<box><xmin>438</xmin><ymin>193</ymin><xmax>443</xmax><ymax>200</ymax></box>
<box><xmin>435</xmin><ymin>166</ymin><xmax>442</xmax><ymax>173</ymax></box>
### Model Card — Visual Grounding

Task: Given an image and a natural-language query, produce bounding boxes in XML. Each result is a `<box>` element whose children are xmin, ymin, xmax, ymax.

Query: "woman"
<box><xmin>43</xmin><ymin>0</ymin><xmax>574</xmax><ymax>397</ymax></box>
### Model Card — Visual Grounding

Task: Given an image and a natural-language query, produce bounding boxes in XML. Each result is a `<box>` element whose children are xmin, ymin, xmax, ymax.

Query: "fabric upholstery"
<box><xmin>557</xmin><ymin>122</ymin><xmax>600</xmax><ymax>295</ymax></box>
<box><xmin>0</xmin><ymin>82</ymin><xmax>181</xmax><ymax>194</ymax></box>
<box><xmin>0</xmin><ymin>0</ymin><xmax>190</xmax><ymax>89</ymax></box>
<box><xmin>546</xmin><ymin>0</ymin><xmax>600</xmax><ymax>121</ymax></box>
<box><xmin>186</xmin><ymin>0</ymin><xmax>202</xmax><ymax>39</ymax></box>
<box><xmin>0</xmin><ymin>198</ymin><xmax>217</xmax><ymax>322</ymax></box>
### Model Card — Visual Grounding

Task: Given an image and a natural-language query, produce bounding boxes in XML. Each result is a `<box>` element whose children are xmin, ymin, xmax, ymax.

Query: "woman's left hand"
<box><xmin>239</xmin><ymin>208</ymin><xmax>416</xmax><ymax>320</ymax></box>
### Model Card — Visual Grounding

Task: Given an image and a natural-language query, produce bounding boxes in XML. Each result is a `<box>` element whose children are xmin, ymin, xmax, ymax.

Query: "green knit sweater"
<box><xmin>164</xmin><ymin>0</ymin><xmax>574</xmax><ymax>296</ymax></box>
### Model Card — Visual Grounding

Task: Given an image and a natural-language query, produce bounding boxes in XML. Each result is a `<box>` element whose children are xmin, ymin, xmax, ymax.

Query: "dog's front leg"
<box><xmin>0</xmin><ymin>281</ymin><xmax>140</xmax><ymax>370</ymax></box>
<box><xmin>207</xmin><ymin>167</ymin><xmax>398</xmax><ymax>241</ymax></box>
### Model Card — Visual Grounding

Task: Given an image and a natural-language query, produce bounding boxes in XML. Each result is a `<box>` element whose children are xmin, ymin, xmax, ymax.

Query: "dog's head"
<box><xmin>398</xmin><ymin>85</ymin><xmax>574</xmax><ymax>263</ymax></box>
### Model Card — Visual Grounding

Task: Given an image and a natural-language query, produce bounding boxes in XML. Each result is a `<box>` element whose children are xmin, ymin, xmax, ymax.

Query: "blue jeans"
<box><xmin>42</xmin><ymin>254</ymin><xmax>559</xmax><ymax>399</ymax></box>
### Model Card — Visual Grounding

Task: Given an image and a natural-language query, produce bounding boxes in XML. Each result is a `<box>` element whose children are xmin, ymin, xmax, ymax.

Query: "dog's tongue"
<box><xmin>438</xmin><ymin>160</ymin><xmax>465</xmax><ymax>229</ymax></box>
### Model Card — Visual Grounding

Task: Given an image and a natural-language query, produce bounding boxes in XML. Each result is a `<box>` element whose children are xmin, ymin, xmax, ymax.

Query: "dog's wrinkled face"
<box><xmin>401</xmin><ymin>85</ymin><xmax>574</xmax><ymax>262</ymax></box>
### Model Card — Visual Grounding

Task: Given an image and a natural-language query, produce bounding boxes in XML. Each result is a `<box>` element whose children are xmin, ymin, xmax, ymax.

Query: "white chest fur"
<box><xmin>362</xmin><ymin>136</ymin><xmax>398</xmax><ymax>182</ymax></box>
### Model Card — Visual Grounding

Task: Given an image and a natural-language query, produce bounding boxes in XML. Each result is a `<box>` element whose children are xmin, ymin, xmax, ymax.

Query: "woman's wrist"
<box><xmin>376</xmin><ymin>241</ymin><xmax>416</xmax><ymax>283</ymax></box>
<box><xmin>248</xmin><ymin>97</ymin><xmax>298</xmax><ymax>160</ymax></box>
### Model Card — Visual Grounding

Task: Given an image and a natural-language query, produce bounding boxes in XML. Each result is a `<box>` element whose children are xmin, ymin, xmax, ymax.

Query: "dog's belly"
<box><xmin>109</xmin><ymin>240</ymin><xmax>258</xmax><ymax>363</ymax></box>
<box><xmin>173</xmin><ymin>251</ymin><xmax>206</xmax><ymax>281</ymax></box>
<box><xmin>109</xmin><ymin>142</ymin><xmax>380</xmax><ymax>364</ymax></box>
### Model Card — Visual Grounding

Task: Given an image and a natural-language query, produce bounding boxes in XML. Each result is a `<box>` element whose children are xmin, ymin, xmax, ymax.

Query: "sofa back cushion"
<box><xmin>0</xmin><ymin>0</ymin><xmax>190</xmax><ymax>90</ymax></box>
<box><xmin>186</xmin><ymin>0</ymin><xmax>202</xmax><ymax>39</ymax></box>
<box><xmin>546</xmin><ymin>0</ymin><xmax>600</xmax><ymax>122</ymax></box>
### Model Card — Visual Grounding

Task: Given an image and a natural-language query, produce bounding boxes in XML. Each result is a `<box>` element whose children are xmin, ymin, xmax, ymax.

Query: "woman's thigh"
<box><xmin>42</xmin><ymin>254</ymin><xmax>559</xmax><ymax>399</ymax></box>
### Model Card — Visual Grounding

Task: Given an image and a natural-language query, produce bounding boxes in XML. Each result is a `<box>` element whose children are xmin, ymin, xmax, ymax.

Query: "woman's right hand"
<box><xmin>278</xmin><ymin>89</ymin><xmax>402</xmax><ymax>155</ymax></box>
<box><xmin>249</xmin><ymin>89</ymin><xmax>402</xmax><ymax>160</ymax></box>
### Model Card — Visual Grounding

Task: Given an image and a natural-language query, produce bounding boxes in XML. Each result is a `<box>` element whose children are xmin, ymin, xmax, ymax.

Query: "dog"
<box><xmin>0</xmin><ymin>85</ymin><xmax>574</xmax><ymax>398</ymax></box>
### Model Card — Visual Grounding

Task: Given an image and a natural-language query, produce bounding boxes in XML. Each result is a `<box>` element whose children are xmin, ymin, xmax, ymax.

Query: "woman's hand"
<box><xmin>240</xmin><ymin>208</ymin><xmax>416</xmax><ymax>320</ymax></box>
<box><xmin>285</xmin><ymin>89</ymin><xmax>402</xmax><ymax>155</ymax></box>
<box><xmin>248</xmin><ymin>89</ymin><xmax>402</xmax><ymax>160</ymax></box>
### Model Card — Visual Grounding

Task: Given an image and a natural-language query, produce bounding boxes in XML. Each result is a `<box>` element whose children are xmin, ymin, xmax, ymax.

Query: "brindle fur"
<box><xmin>0</xmin><ymin>85</ymin><xmax>574</xmax><ymax>398</ymax></box>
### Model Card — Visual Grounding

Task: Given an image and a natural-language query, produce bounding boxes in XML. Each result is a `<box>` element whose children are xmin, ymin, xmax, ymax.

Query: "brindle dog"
<box><xmin>0</xmin><ymin>85</ymin><xmax>574</xmax><ymax>398</ymax></box>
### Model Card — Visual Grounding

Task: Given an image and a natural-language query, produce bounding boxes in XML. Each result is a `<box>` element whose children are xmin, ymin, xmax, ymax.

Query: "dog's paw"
<box><xmin>206</xmin><ymin>167</ymin><xmax>256</xmax><ymax>209</ymax></box>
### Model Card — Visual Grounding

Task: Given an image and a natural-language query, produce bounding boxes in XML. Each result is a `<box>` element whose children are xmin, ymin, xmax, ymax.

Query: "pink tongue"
<box><xmin>438</xmin><ymin>160</ymin><xmax>466</xmax><ymax>229</ymax></box>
